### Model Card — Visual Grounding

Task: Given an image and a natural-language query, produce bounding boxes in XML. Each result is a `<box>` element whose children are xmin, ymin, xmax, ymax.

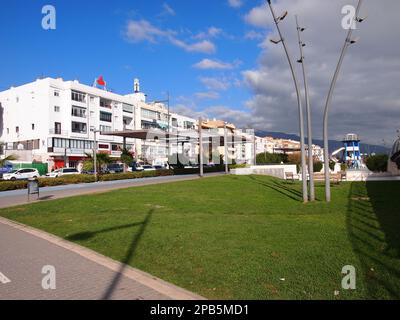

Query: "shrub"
<box><xmin>256</xmin><ymin>152</ymin><xmax>288</xmax><ymax>164</ymax></box>
<box><xmin>173</xmin><ymin>165</ymin><xmax>225</xmax><ymax>175</ymax></box>
<box><xmin>329</xmin><ymin>161</ymin><xmax>336</xmax><ymax>171</ymax></box>
<box><xmin>313</xmin><ymin>161</ymin><xmax>323</xmax><ymax>173</ymax></box>
<box><xmin>340</xmin><ymin>163</ymin><xmax>347</xmax><ymax>172</ymax></box>
<box><xmin>229</xmin><ymin>164</ymin><xmax>248</xmax><ymax>169</ymax></box>
<box><xmin>98</xmin><ymin>170</ymin><xmax>173</xmax><ymax>181</ymax></box>
<box><xmin>0</xmin><ymin>171</ymin><xmax>176</xmax><ymax>192</ymax></box>
<box><xmin>0</xmin><ymin>180</ymin><xmax>28</xmax><ymax>192</ymax></box>
<box><xmin>366</xmin><ymin>154</ymin><xmax>388</xmax><ymax>172</ymax></box>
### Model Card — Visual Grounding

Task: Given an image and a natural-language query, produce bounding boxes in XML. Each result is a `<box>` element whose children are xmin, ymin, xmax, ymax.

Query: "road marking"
<box><xmin>0</xmin><ymin>272</ymin><xmax>11</xmax><ymax>284</ymax></box>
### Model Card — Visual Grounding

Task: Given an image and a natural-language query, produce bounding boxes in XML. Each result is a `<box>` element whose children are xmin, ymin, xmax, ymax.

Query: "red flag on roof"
<box><xmin>96</xmin><ymin>76</ymin><xmax>106</xmax><ymax>87</ymax></box>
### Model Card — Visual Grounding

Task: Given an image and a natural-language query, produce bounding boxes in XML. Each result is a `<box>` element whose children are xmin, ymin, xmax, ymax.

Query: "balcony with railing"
<box><xmin>49</xmin><ymin>129</ymin><xmax>69</xmax><ymax>136</ymax></box>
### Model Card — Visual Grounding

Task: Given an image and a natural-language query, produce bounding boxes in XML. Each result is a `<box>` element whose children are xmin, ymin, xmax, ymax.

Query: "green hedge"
<box><xmin>0</xmin><ymin>167</ymin><xmax>226</xmax><ymax>192</ymax></box>
<box><xmin>173</xmin><ymin>165</ymin><xmax>225</xmax><ymax>175</ymax></box>
<box><xmin>366</xmin><ymin>154</ymin><xmax>388</xmax><ymax>172</ymax></box>
<box><xmin>0</xmin><ymin>171</ymin><xmax>173</xmax><ymax>192</ymax></box>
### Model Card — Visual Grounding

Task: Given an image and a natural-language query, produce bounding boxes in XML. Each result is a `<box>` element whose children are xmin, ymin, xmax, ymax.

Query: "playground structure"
<box><xmin>331</xmin><ymin>133</ymin><xmax>363</xmax><ymax>169</ymax></box>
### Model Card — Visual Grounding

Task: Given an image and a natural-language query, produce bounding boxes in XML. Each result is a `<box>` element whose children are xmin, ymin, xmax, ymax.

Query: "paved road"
<box><xmin>0</xmin><ymin>173</ymin><xmax>223</xmax><ymax>209</ymax></box>
<box><xmin>0</xmin><ymin>218</ymin><xmax>203</xmax><ymax>300</ymax></box>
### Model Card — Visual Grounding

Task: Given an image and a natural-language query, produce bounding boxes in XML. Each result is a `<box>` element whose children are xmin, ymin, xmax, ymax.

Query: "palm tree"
<box><xmin>120</xmin><ymin>148</ymin><xmax>133</xmax><ymax>172</ymax></box>
<box><xmin>84</xmin><ymin>152</ymin><xmax>111</xmax><ymax>172</ymax></box>
<box><xmin>0</xmin><ymin>154</ymin><xmax>18</xmax><ymax>167</ymax></box>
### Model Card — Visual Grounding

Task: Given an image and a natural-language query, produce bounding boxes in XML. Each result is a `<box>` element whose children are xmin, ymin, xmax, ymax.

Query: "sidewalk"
<box><xmin>0</xmin><ymin>173</ymin><xmax>223</xmax><ymax>209</ymax></box>
<box><xmin>0</xmin><ymin>217</ymin><xmax>204</xmax><ymax>300</ymax></box>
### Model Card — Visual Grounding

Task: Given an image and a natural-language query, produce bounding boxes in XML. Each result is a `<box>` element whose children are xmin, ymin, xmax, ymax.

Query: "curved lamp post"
<box><xmin>323</xmin><ymin>0</ymin><xmax>364</xmax><ymax>202</ymax></box>
<box><xmin>295</xmin><ymin>15</ymin><xmax>315</xmax><ymax>201</ymax></box>
<box><xmin>267</xmin><ymin>0</ymin><xmax>308</xmax><ymax>203</ymax></box>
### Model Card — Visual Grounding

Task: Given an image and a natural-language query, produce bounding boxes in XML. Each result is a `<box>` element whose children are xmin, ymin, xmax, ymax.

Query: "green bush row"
<box><xmin>0</xmin><ymin>170</ymin><xmax>175</xmax><ymax>192</ymax></box>
<box><xmin>0</xmin><ymin>167</ymin><xmax>227</xmax><ymax>192</ymax></box>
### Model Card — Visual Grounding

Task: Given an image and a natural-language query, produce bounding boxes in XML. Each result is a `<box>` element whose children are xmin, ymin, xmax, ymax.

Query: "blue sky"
<box><xmin>0</xmin><ymin>0</ymin><xmax>265</xmax><ymax>117</ymax></box>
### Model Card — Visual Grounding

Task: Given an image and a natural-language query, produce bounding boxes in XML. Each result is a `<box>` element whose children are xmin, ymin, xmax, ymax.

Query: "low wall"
<box><xmin>231</xmin><ymin>165</ymin><xmax>297</xmax><ymax>179</ymax></box>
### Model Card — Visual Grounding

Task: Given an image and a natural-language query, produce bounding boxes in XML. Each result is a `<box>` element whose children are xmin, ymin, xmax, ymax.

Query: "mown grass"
<box><xmin>1</xmin><ymin>175</ymin><xmax>399</xmax><ymax>300</ymax></box>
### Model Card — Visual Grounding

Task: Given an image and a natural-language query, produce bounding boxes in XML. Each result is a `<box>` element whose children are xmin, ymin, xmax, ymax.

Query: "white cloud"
<box><xmin>124</xmin><ymin>20</ymin><xmax>171</xmax><ymax>43</ymax></box>
<box><xmin>193</xmin><ymin>59</ymin><xmax>234</xmax><ymax>70</ymax></box>
<box><xmin>228</xmin><ymin>0</ymin><xmax>243</xmax><ymax>9</ymax></box>
<box><xmin>245</xmin><ymin>30</ymin><xmax>264</xmax><ymax>40</ymax></box>
<box><xmin>195</xmin><ymin>91</ymin><xmax>220</xmax><ymax>100</ymax></box>
<box><xmin>199</xmin><ymin>77</ymin><xmax>231</xmax><ymax>91</ymax></box>
<box><xmin>161</xmin><ymin>3</ymin><xmax>175</xmax><ymax>16</ymax></box>
<box><xmin>239</xmin><ymin>0</ymin><xmax>400</xmax><ymax>145</ymax></box>
<box><xmin>124</xmin><ymin>19</ymin><xmax>216</xmax><ymax>54</ymax></box>
<box><xmin>244</xmin><ymin>5</ymin><xmax>269</xmax><ymax>28</ymax></box>
<box><xmin>193</xmin><ymin>27</ymin><xmax>223</xmax><ymax>40</ymax></box>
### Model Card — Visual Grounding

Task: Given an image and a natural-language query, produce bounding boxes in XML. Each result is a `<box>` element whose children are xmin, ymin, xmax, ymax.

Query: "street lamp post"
<box><xmin>224</xmin><ymin>122</ymin><xmax>229</xmax><ymax>174</ymax></box>
<box><xmin>92</xmin><ymin>129</ymin><xmax>100</xmax><ymax>183</ymax></box>
<box><xmin>267</xmin><ymin>0</ymin><xmax>308</xmax><ymax>203</ymax></box>
<box><xmin>296</xmin><ymin>15</ymin><xmax>315</xmax><ymax>201</ymax></box>
<box><xmin>323</xmin><ymin>0</ymin><xmax>364</xmax><ymax>202</ymax></box>
<box><xmin>199</xmin><ymin>117</ymin><xmax>204</xmax><ymax>177</ymax></box>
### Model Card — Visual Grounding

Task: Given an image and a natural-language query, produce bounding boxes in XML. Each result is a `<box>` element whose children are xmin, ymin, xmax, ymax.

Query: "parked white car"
<box><xmin>142</xmin><ymin>165</ymin><xmax>156</xmax><ymax>171</ymax></box>
<box><xmin>2</xmin><ymin>168</ymin><xmax>40</xmax><ymax>181</ymax></box>
<box><xmin>45</xmin><ymin>168</ymin><xmax>79</xmax><ymax>178</ymax></box>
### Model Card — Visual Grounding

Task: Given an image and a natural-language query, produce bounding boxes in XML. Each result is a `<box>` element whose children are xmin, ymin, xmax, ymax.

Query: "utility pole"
<box><xmin>267</xmin><ymin>0</ymin><xmax>308</xmax><ymax>203</ymax></box>
<box><xmin>199</xmin><ymin>117</ymin><xmax>204</xmax><ymax>177</ymax></box>
<box><xmin>323</xmin><ymin>0</ymin><xmax>364</xmax><ymax>202</ymax></box>
<box><xmin>167</xmin><ymin>91</ymin><xmax>170</xmax><ymax>158</ymax></box>
<box><xmin>224</xmin><ymin>123</ymin><xmax>229</xmax><ymax>174</ymax></box>
<box><xmin>93</xmin><ymin>129</ymin><xmax>99</xmax><ymax>182</ymax></box>
<box><xmin>296</xmin><ymin>15</ymin><xmax>315</xmax><ymax>201</ymax></box>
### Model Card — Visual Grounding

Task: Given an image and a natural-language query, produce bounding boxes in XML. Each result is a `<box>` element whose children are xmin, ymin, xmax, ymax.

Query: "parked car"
<box><xmin>128</xmin><ymin>162</ymin><xmax>144</xmax><ymax>172</ymax></box>
<box><xmin>106</xmin><ymin>163</ymin><xmax>124</xmax><ymax>174</ymax></box>
<box><xmin>46</xmin><ymin>168</ymin><xmax>79</xmax><ymax>178</ymax></box>
<box><xmin>142</xmin><ymin>165</ymin><xmax>156</xmax><ymax>171</ymax></box>
<box><xmin>153</xmin><ymin>165</ymin><xmax>164</xmax><ymax>170</ymax></box>
<box><xmin>2</xmin><ymin>168</ymin><xmax>40</xmax><ymax>181</ymax></box>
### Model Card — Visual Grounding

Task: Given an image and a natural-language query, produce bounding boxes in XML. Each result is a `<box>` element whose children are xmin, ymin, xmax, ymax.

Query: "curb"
<box><xmin>0</xmin><ymin>217</ymin><xmax>205</xmax><ymax>300</ymax></box>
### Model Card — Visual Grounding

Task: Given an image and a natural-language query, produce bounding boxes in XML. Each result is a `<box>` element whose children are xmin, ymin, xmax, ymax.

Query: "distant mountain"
<box><xmin>255</xmin><ymin>130</ymin><xmax>390</xmax><ymax>155</ymax></box>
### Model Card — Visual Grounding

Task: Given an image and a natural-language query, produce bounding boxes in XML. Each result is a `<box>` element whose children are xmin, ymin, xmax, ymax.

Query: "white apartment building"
<box><xmin>254</xmin><ymin>136</ymin><xmax>324</xmax><ymax>161</ymax></box>
<box><xmin>0</xmin><ymin>77</ymin><xmax>198</xmax><ymax>170</ymax></box>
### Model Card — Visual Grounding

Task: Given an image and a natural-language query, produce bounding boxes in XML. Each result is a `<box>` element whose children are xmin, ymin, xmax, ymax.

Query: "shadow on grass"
<box><xmin>101</xmin><ymin>208</ymin><xmax>154</xmax><ymax>300</ymax></box>
<box><xmin>66</xmin><ymin>209</ymin><xmax>154</xmax><ymax>300</ymax></box>
<box><xmin>249</xmin><ymin>176</ymin><xmax>303</xmax><ymax>202</ymax></box>
<box><xmin>346</xmin><ymin>182</ymin><xmax>400</xmax><ymax>299</ymax></box>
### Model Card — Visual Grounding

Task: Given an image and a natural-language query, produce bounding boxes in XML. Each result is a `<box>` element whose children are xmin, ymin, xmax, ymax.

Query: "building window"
<box><xmin>100</xmin><ymin>111</ymin><xmax>112</xmax><ymax>122</ymax></box>
<box><xmin>71</xmin><ymin>91</ymin><xmax>86</xmax><ymax>103</ymax></box>
<box><xmin>54</xmin><ymin>106</ymin><xmax>60</xmax><ymax>112</ymax></box>
<box><xmin>99</xmin><ymin>98</ymin><xmax>112</xmax><ymax>109</ymax></box>
<box><xmin>32</xmin><ymin>124</ymin><xmax>35</xmax><ymax>130</ymax></box>
<box><xmin>141</xmin><ymin>109</ymin><xmax>159</xmax><ymax>120</ymax></box>
<box><xmin>54</xmin><ymin>90</ymin><xmax>60</xmax><ymax>97</ymax></box>
<box><xmin>54</xmin><ymin>122</ymin><xmax>62</xmax><ymax>135</ymax></box>
<box><xmin>122</xmin><ymin>103</ymin><xmax>133</xmax><ymax>113</ymax></box>
<box><xmin>98</xmin><ymin>144</ymin><xmax>109</xmax><ymax>150</ymax></box>
<box><xmin>72</xmin><ymin>105</ymin><xmax>87</xmax><ymax>118</ymax></box>
<box><xmin>71</xmin><ymin>121</ymin><xmax>87</xmax><ymax>134</ymax></box>
<box><xmin>7</xmin><ymin>128</ymin><xmax>9</xmax><ymax>134</ymax></box>
<box><xmin>16</xmin><ymin>126</ymin><xmax>19</xmax><ymax>133</ymax></box>
<box><xmin>99</xmin><ymin>125</ymin><xmax>112</xmax><ymax>132</ymax></box>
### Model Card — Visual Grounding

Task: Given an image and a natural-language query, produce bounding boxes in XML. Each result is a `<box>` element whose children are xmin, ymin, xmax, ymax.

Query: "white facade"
<box><xmin>0</xmin><ymin>77</ymin><xmax>256</xmax><ymax>170</ymax></box>
<box><xmin>0</xmin><ymin>77</ymin><xmax>196</xmax><ymax>169</ymax></box>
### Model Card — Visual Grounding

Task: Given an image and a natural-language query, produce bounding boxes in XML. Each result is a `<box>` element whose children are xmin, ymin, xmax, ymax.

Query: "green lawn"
<box><xmin>1</xmin><ymin>175</ymin><xmax>399</xmax><ymax>300</ymax></box>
